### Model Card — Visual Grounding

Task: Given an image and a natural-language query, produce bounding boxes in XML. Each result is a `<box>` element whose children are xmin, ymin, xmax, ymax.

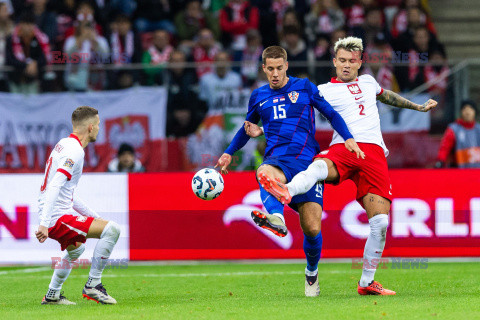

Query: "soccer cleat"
<box><xmin>82</xmin><ymin>283</ymin><xmax>117</xmax><ymax>304</ymax></box>
<box><xmin>357</xmin><ymin>281</ymin><xmax>396</xmax><ymax>295</ymax></box>
<box><xmin>41</xmin><ymin>292</ymin><xmax>76</xmax><ymax>305</ymax></box>
<box><xmin>258</xmin><ymin>172</ymin><xmax>292</xmax><ymax>205</ymax></box>
<box><xmin>305</xmin><ymin>273</ymin><xmax>320</xmax><ymax>297</ymax></box>
<box><xmin>251</xmin><ymin>210</ymin><xmax>287</xmax><ymax>237</ymax></box>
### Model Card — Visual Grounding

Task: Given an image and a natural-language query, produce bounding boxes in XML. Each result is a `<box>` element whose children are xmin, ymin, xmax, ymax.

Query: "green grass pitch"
<box><xmin>1</xmin><ymin>261</ymin><xmax>479</xmax><ymax>319</ymax></box>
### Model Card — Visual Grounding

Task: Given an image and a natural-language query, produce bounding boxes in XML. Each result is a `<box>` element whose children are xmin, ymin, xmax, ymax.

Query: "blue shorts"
<box><xmin>258</xmin><ymin>156</ymin><xmax>324</xmax><ymax>211</ymax></box>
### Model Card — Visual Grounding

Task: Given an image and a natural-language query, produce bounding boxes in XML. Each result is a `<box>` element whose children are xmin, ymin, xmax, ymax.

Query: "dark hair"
<box><xmin>282</xmin><ymin>25</ymin><xmax>300</xmax><ymax>36</ymax></box>
<box><xmin>461</xmin><ymin>100</ymin><xmax>477</xmax><ymax>113</ymax></box>
<box><xmin>18</xmin><ymin>11</ymin><xmax>36</xmax><ymax>24</ymax></box>
<box><xmin>71</xmin><ymin>106</ymin><xmax>98</xmax><ymax>125</ymax></box>
<box><xmin>262</xmin><ymin>46</ymin><xmax>287</xmax><ymax>64</ymax></box>
<box><xmin>118</xmin><ymin>143</ymin><xmax>135</xmax><ymax>156</ymax></box>
<box><xmin>115</xmin><ymin>13</ymin><xmax>130</xmax><ymax>23</ymax></box>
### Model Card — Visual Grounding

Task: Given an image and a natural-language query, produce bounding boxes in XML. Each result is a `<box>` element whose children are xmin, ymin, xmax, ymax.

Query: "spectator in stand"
<box><xmin>330</xmin><ymin>27</ymin><xmax>346</xmax><ymax>54</ymax></box>
<box><xmin>233</xmin><ymin>28</ymin><xmax>262</xmax><ymax>87</ymax></box>
<box><xmin>6</xmin><ymin>11</ymin><xmax>50</xmax><ymax>94</ymax></box>
<box><xmin>395</xmin><ymin>26</ymin><xmax>440</xmax><ymax>91</ymax></box>
<box><xmin>436</xmin><ymin>100</ymin><xmax>480</xmax><ymax>168</ymax></box>
<box><xmin>362</xmin><ymin>34</ymin><xmax>400</xmax><ymax>92</ymax></box>
<box><xmin>393</xmin><ymin>6</ymin><xmax>437</xmax><ymax>53</ymax></box>
<box><xmin>51</xmin><ymin>0</ymin><xmax>77</xmax><ymax>48</ymax></box>
<box><xmin>424</xmin><ymin>48</ymin><xmax>449</xmax><ymax>109</ymax></box>
<box><xmin>198</xmin><ymin>51</ymin><xmax>242</xmax><ymax>113</ymax></box>
<box><xmin>30</xmin><ymin>0</ymin><xmax>57</xmax><ymax>44</ymax></box>
<box><xmin>0</xmin><ymin>1</ymin><xmax>13</xmax><ymax>91</ymax></box>
<box><xmin>63</xmin><ymin>19</ymin><xmax>110</xmax><ymax>91</ymax></box>
<box><xmin>63</xmin><ymin>1</ymin><xmax>104</xmax><ymax>41</ymax></box>
<box><xmin>312</xmin><ymin>34</ymin><xmax>332</xmax><ymax>85</ymax></box>
<box><xmin>281</xmin><ymin>25</ymin><xmax>308</xmax><ymax>77</ymax></box>
<box><xmin>353</xmin><ymin>7</ymin><xmax>391</xmax><ymax>48</ymax></box>
<box><xmin>142</xmin><ymin>29</ymin><xmax>173</xmax><ymax>86</ymax></box>
<box><xmin>278</xmin><ymin>7</ymin><xmax>302</xmax><ymax>42</ymax></box>
<box><xmin>175</xmin><ymin>0</ymin><xmax>219</xmax><ymax>42</ymax></box>
<box><xmin>166</xmin><ymin>92</ymin><xmax>205</xmax><ymax>137</ymax></box>
<box><xmin>219</xmin><ymin>0</ymin><xmax>259</xmax><ymax>51</ymax></box>
<box><xmin>305</xmin><ymin>0</ymin><xmax>345</xmax><ymax>45</ymax></box>
<box><xmin>108</xmin><ymin>143</ymin><xmax>146</xmax><ymax>173</ymax></box>
<box><xmin>344</xmin><ymin>0</ymin><xmax>377</xmax><ymax>34</ymax></box>
<box><xmin>166</xmin><ymin>50</ymin><xmax>201</xmax><ymax>104</ymax></box>
<box><xmin>134</xmin><ymin>0</ymin><xmax>175</xmax><ymax>34</ymax></box>
<box><xmin>108</xmin><ymin>14</ymin><xmax>142</xmax><ymax>89</ymax></box>
<box><xmin>271</xmin><ymin>0</ymin><xmax>291</xmax><ymax>34</ymax></box>
<box><xmin>391</xmin><ymin>0</ymin><xmax>436</xmax><ymax>39</ymax></box>
<box><xmin>192</xmin><ymin>27</ymin><xmax>221</xmax><ymax>78</ymax></box>
<box><xmin>109</xmin><ymin>0</ymin><xmax>137</xmax><ymax>17</ymax></box>
<box><xmin>249</xmin><ymin>0</ymin><xmax>278</xmax><ymax>48</ymax></box>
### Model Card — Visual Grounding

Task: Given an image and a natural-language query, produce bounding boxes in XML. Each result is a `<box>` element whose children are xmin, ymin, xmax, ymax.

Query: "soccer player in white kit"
<box><xmin>36</xmin><ymin>106</ymin><xmax>121</xmax><ymax>305</ymax></box>
<box><xmin>247</xmin><ymin>37</ymin><xmax>437</xmax><ymax>295</ymax></box>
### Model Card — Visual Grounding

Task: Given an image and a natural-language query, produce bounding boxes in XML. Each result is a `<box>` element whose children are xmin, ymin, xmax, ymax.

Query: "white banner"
<box><xmin>0</xmin><ymin>87</ymin><xmax>167</xmax><ymax>171</ymax></box>
<box><xmin>315</xmin><ymin>93</ymin><xmax>431</xmax><ymax>133</ymax></box>
<box><xmin>0</xmin><ymin>174</ymin><xmax>129</xmax><ymax>264</ymax></box>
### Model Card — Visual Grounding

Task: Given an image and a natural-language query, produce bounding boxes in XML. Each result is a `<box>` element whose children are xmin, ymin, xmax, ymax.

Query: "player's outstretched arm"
<box><xmin>377</xmin><ymin>89</ymin><xmax>437</xmax><ymax>112</ymax></box>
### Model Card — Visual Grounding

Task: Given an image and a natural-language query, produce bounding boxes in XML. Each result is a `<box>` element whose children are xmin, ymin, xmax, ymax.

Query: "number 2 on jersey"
<box><xmin>273</xmin><ymin>104</ymin><xmax>286</xmax><ymax>119</ymax></box>
<box><xmin>40</xmin><ymin>157</ymin><xmax>53</xmax><ymax>192</ymax></box>
<box><xmin>358</xmin><ymin>104</ymin><xmax>365</xmax><ymax>116</ymax></box>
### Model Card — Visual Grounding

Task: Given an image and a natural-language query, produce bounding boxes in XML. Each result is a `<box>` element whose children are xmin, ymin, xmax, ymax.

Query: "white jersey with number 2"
<box><xmin>38</xmin><ymin>134</ymin><xmax>85</xmax><ymax>227</ymax></box>
<box><xmin>318</xmin><ymin>74</ymin><xmax>389</xmax><ymax>156</ymax></box>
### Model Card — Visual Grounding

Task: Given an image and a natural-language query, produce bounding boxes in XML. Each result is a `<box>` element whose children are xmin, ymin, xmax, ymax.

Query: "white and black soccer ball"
<box><xmin>191</xmin><ymin>168</ymin><xmax>224</xmax><ymax>200</ymax></box>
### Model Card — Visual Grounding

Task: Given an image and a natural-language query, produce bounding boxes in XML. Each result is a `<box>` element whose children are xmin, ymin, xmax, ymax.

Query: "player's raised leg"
<box><xmin>260</xmin><ymin>158</ymin><xmax>339</xmax><ymax>203</ymax></box>
<box><xmin>297</xmin><ymin>202</ymin><xmax>323</xmax><ymax>297</ymax></box>
<box><xmin>82</xmin><ymin>218</ymin><xmax>121</xmax><ymax>304</ymax></box>
<box><xmin>41</xmin><ymin>242</ymin><xmax>85</xmax><ymax>305</ymax></box>
<box><xmin>251</xmin><ymin>164</ymin><xmax>288</xmax><ymax>237</ymax></box>
<box><xmin>357</xmin><ymin>193</ymin><xmax>395</xmax><ymax>295</ymax></box>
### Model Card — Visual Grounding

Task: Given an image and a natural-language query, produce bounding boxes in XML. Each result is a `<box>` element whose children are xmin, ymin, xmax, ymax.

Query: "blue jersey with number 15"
<box><xmin>225</xmin><ymin>77</ymin><xmax>353</xmax><ymax>161</ymax></box>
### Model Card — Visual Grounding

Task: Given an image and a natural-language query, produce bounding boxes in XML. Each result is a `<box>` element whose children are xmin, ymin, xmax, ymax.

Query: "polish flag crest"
<box><xmin>288</xmin><ymin>91</ymin><xmax>299</xmax><ymax>103</ymax></box>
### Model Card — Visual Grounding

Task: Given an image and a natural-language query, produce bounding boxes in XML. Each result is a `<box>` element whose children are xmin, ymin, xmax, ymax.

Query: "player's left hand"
<box><xmin>35</xmin><ymin>225</ymin><xmax>49</xmax><ymax>243</ymax></box>
<box><xmin>418</xmin><ymin>99</ymin><xmax>437</xmax><ymax>112</ymax></box>
<box><xmin>244</xmin><ymin>121</ymin><xmax>263</xmax><ymax>137</ymax></box>
<box><xmin>345</xmin><ymin>139</ymin><xmax>365</xmax><ymax>159</ymax></box>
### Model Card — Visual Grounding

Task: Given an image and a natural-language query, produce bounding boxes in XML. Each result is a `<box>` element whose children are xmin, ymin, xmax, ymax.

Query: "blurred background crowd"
<box><xmin>1</xmin><ymin>0</ymin><xmax>478</xmax><ymax>171</ymax></box>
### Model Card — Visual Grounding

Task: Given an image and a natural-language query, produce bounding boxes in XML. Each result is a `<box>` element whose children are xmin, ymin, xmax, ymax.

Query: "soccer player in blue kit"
<box><xmin>215</xmin><ymin>46</ymin><xmax>364</xmax><ymax>296</ymax></box>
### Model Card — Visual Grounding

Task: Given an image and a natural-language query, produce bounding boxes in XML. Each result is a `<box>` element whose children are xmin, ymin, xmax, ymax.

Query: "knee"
<box><xmin>303</xmin><ymin>223</ymin><xmax>321</xmax><ymax>238</ymax></box>
<box><xmin>103</xmin><ymin>221</ymin><xmax>121</xmax><ymax>241</ymax></box>
<box><xmin>67</xmin><ymin>243</ymin><xmax>85</xmax><ymax>261</ymax></box>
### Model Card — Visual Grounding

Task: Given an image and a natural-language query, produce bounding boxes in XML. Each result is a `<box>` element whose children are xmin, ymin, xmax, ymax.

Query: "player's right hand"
<box><xmin>345</xmin><ymin>138</ymin><xmax>365</xmax><ymax>159</ymax></box>
<box><xmin>35</xmin><ymin>225</ymin><xmax>49</xmax><ymax>243</ymax></box>
<box><xmin>244</xmin><ymin>121</ymin><xmax>263</xmax><ymax>138</ymax></box>
<box><xmin>215</xmin><ymin>153</ymin><xmax>232</xmax><ymax>174</ymax></box>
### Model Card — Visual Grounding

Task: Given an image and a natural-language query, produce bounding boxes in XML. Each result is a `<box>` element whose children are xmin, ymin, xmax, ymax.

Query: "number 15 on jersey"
<box><xmin>273</xmin><ymin>104</ymin><xmax>286</xmax><ymax>119</ymax></box>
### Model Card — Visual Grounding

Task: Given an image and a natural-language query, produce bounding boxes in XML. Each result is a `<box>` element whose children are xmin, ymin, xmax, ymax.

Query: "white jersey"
<box><xmin>318</xmin><ymin>74</ymin><xmax>389</xmax><ymax>156</ymax></box>
<box><xmin>38</xmin><ymin>134</ymin><xmax>85</xmax><ymax>227</ymax></box>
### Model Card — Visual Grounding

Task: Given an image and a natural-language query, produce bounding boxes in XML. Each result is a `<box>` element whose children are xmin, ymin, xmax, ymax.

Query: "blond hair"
<box><xmin>333</xmin><ymin>36</ymin><xmax>363</xmax><ymax>55</ymax></box>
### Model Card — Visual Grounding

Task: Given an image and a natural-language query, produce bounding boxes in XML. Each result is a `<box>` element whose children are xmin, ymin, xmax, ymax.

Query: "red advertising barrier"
<box><xmin>128</xmin><ymin>170</ymin><xmax>480</xmax><ymax>260</ymax></box>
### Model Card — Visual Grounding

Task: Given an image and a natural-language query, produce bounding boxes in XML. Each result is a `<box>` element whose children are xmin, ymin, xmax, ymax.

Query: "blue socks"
<box><xmin>259</xmin><ymin>184</ymin><xmax>284</xmax><ymax>217</ymax></box>
<box><xmin>304</xmin><ymin>232</ymin><xmax>323</xmax><ymax>272</ymax></box>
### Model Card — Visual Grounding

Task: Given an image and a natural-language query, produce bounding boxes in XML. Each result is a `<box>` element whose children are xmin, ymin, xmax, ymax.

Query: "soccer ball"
<box><xmin>191</xmin><ymin>168</ymin><xmax>224</xmax><ymax>200</ymax></box>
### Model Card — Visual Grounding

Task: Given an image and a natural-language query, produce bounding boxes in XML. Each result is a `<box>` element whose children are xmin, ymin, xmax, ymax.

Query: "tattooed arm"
<box><xmin>376</xmin><ymin>89</ymin><xmax>437</xmax><ymax>112</ymax></box>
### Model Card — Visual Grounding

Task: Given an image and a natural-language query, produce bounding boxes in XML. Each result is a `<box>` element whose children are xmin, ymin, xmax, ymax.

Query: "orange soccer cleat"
<box><xmin>357</xmin><ymin>281</ymin><xmax>396</xmax><ymax>295</ymax></box>
<box><xmin>258</xmin><ymin>172</ymin><xmax>292</xmax><ymax>205</ymax></box>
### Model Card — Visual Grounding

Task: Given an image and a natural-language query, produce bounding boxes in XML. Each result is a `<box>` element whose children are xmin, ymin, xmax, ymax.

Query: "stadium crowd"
<box><xmin>0</xmin><ymin>0</ymin><xmax>453</xmax><ymax>137</ymax></box>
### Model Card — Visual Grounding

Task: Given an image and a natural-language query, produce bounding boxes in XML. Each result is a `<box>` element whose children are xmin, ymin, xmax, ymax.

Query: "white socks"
<box><xmin>47</xmin><ymin>244</ymin><xmax>85</xmax><ymax>299</ymax></box>
<box><xmin>359</xmin><ymin>214</ymin><xmax>389</xmax><ymax>287</ymax></box>
<box><xmin>87</xmin><ymin>221</ymin><xmax>121</xmax><ymax>287</ymax></box>
<box><xmin>287</xmin><ymin>160</ymin><xmax>328</xmax><ymax>196</ymax></box>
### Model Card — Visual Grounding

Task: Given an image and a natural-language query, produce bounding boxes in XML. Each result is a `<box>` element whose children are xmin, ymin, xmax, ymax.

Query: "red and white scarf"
<box><xmin>148</xmin><ymin>44</ymin><xmax>173</xmax><ymax>65</ymax></box>
<box><xmin>111</xmin><ymin>31</ymin><xmax>134</xmax><ymax>65</ymax></box>
<box><xmin>424</xmin><ymin>65</ymin><xmax>449</xmax><ymax>93</ymax></box>
<box><xmin>12</xmin><ymin>25</ymin><xmax>51</xmax><ymax>64</ymax></box>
